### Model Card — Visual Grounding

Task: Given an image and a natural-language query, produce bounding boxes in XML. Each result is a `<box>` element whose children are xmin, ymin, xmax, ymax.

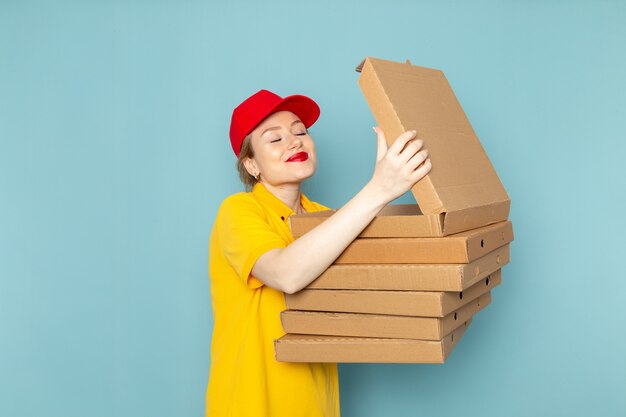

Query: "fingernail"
<box><xmin>372</xmin><ymin>126</ymin><xmax>378</xmax><ymax>132</ymax></box>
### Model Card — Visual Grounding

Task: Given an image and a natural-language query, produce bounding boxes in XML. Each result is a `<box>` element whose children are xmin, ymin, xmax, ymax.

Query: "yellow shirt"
<box><xmin>206</xmin><ymin>182</ymin><xmax>340</xmax><ymax>417</ymax></box>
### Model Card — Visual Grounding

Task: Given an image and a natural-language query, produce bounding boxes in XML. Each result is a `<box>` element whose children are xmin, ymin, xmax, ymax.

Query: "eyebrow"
<box><xmin>261</xmin><ymin>120</ymin><xmax>305</xmax><ymax>136</ymax></box>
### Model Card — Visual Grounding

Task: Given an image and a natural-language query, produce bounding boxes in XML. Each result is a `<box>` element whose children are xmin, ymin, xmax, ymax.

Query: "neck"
<box><xmin>260</xmin><ymin>181</ymin><xmax>303</xmax><ymax>214</ymax></box>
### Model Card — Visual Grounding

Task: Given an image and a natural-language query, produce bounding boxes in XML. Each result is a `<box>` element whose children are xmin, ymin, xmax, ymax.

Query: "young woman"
<box><xmin>206</xmin><ymin>89</ymin><xmax>431</xmax><ymax>416</ymax></box>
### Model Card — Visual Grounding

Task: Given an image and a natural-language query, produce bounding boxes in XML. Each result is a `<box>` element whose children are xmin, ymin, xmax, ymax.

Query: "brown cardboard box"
<box><xmin>275</xmin><ymin>319</ymin><xmax>471</xmax><ymax>363</ymax></box>
<box><xmin>291</xmin><ymin>204</ymin><xmax>450</xmax><ymax>238</ymax></box>
<box><xmin>285</xmin><ymin>269</ymin><xmax>501</xmax><ymax>317</ymax></box>
<box><xmin>277</xmin><ymin>58</ymin><xmax>512</xmax><ymax>364</ymax></box>
<box><xmin>307</xmin><ymin>244</ymin><xmax>508</xmax><ymax>291</ymax></box>
<box><xmin>291</xmin><ymin>203</ymin><xmax>508</xmax><ymax>238</ymax></box>
<box><xmin>290</xmin><ymin>57</ymin><xmax>510</xmax><ymax>238</ymax></box>
<box><xmin>281</xmin><ymin>292</ymin><xmax>490</xmax><ymax>340</ymax></box>
<box><xmin>334</xmin><ymin>220</ymin><xmax>512</xmax><ymax>264</ymax></box>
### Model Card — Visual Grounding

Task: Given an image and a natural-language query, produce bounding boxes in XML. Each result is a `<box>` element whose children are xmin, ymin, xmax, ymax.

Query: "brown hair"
<box><xmin>236</xmin><ymin>134</ymin><xmax>258</xmax><ymax>190</ymax></box>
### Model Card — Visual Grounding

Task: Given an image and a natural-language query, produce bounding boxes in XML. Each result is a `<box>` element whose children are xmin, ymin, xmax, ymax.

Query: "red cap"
<box><xmin>229</xmin><ymin>89</ymin><xmax>320</xmax><ymax>157</ymax></box>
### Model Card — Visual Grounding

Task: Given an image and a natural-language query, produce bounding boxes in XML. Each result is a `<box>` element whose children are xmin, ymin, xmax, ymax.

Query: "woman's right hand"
<box><xmin>368</xmin><ymin>126</ymin><xmax>432</xmax><ymax>204</ymax></box>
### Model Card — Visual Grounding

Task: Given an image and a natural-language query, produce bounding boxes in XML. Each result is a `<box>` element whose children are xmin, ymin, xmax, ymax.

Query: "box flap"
<box><xmin>357</xmin><ymin>57</ymin><xmax>510</xmax><ymax>215</ymax></box>
<box><xmin>441</xmin><ymin>201</ymin><xmax>510</xmax><ymax>235</ymax></box>
<box><xmin>290</xmin><ymin>205</ymin><xmax>446</xmax><ymax>238</ymax></box>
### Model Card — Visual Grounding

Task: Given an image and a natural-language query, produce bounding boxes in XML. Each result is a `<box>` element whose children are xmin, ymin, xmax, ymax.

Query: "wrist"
<box><xmin>361</xmin><ymin>180</ymin><xmax>391</xmax><ymax>212</ymax></box>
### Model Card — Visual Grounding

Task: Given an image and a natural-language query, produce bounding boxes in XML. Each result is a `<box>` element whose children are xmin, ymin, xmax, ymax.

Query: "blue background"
<box><xmin>1</xmin><ymin>1</ymin><xmax>625</xmax><ymax>416</ymax></box>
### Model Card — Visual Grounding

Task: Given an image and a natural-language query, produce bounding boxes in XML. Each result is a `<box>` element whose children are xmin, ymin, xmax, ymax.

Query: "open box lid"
<box><xmin>355</xmin><ymin>57</ymin><xmax>510</xmax><ymax>230</ymax></box>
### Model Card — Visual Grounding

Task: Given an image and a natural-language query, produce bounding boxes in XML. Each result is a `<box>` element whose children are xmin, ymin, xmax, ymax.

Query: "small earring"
<box><xmin>254</xmin><ymin>172</ymin><xmax>260</xmax><ymax>181</ymax></box>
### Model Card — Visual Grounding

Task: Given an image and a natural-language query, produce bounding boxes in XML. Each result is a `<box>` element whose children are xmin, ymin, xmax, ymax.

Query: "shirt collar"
<box><xmin>252</xmin><ymin>182</ymin><xmax>317</xmax><ymax>221</ymax></box>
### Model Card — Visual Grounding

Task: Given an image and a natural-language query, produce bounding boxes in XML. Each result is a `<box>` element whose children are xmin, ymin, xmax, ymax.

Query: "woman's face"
<box><xmin>245</xmin><ymin>110</ymin><xmax>317</xmax><ymax>187</ymax></box>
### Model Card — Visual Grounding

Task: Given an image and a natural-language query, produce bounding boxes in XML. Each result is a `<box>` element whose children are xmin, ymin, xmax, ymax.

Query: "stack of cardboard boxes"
<box><xmin>274</xmin><ymin>57</ymin><xmax>514</xmax><ymax>363</ymax></box>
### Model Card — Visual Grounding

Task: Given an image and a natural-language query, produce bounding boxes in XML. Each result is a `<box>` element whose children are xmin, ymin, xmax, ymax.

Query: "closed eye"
<box><xmin>270</xmin><ymin>138</ymin><xmax>282</xmax><ymax>143</ymax></box>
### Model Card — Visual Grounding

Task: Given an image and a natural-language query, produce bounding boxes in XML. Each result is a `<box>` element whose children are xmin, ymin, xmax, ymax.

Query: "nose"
<box><xmin>288</xmin><ymin>133</ymin><xmax>303</xmax><ymax>150</ymax></box>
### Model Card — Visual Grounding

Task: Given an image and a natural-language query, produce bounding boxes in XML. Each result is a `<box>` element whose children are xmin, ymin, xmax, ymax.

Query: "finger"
<box><xmin>389</xmin><ymin>130</ymin><xmax>418</xmax><ymax>155</ymax></box>
<box><xmin>406</xmin><ymin>149</ymin><xmax>429</xmax><ymax>170</ymax></box>
<box><xmin>373</xmin><ymin>127</ymin><xmax>388</xmax><ymax>161</ymax></box>
<box><xmin>409</xmin><ymin>158</ymin><xmax>432</xmax><ymax>181</ymax></box>
<box><xmin>399</xmin><ymin>139</ymin><xmax>425</xmax><ymax>163</ymax></box>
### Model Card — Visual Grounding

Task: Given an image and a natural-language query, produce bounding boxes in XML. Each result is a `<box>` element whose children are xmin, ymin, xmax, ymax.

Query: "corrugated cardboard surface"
<box><xmin>356</xmin><ymin>57</ymin><xmax>510</xmax><ymax>218</ymax></box>
<box><xmin>307</xmin><ymin>244</ymin><xmax>509</xmax><ymax>291</ymax></box>
<box><xmin>290</xmin><ymin>202</ymin><xmax>511</xmax><ymax>238</ymax></box>
<box><xmin>334</xmin><ymin>220</ymin><xmax>513</xmax><ymax>264</ymax></box>
<box><xmin>286</xmin><ymin>269</ymin><xmax>501</xmax><ymax>317</ymax></box>
<box><xmin>290</xmin><ymin>205</ymin><xmax>446</xmax><ymax>238</ymax></box>
<box><xmin>281</xmin><ymin>292</ymin><xmax>490</xmax><ymax>340</ymax></box>
<box><xmin>275</xmin><ymin>319</ymin><xmax>471</xmax><ymax>363</ymax></box>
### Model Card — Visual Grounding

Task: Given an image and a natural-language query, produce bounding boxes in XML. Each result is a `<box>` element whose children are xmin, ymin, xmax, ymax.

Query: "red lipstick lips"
<box><xmin>286</xmin><ymin>152</ymin><xmax>309</xmax><ymax>162</ymax></box>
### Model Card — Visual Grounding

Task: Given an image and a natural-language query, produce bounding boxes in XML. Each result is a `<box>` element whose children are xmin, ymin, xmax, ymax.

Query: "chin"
<box><xmin>299</xmin><ymin>165</ymin><xmax>317</xmax><ymax>180</ymax></box>
<box><xmin>288</xmin><ymin>170</ymin><xmax>315</xmax><ymax>186</ymax></box>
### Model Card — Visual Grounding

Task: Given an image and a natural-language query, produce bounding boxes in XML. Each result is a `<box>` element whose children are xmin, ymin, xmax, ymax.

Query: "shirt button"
<box><xmin>280</xmin><ymin>216</ymin><xmax>285</xmax><ymax>221</ymax></box>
